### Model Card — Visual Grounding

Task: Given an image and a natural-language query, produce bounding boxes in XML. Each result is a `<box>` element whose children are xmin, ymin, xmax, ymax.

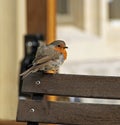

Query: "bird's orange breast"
<box><xmin>54</xmin><ymin>47</ymin><xmax>67</xmax><ymax>60</ymax></box>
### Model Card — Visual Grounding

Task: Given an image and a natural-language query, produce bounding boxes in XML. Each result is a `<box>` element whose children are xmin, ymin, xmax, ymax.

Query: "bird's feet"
<box><xmin>45</xmin><ymin>70</ymin><xmax>58</xmax><ymax>74</ymax></box>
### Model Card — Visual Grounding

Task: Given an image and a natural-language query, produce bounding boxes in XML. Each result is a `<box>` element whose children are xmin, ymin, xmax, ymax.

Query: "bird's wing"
<box><xmin>33</xmin><ymin>45</ymin><xmax>59</xmax><ymax>65</ymax></box>
<box><xmin>35</xmin><ymin>41</ymin><xmax>46</xmax><ymax>57</ymax></box>
<box><xmin>20</xmin><ymin>61</ymin><xmax>50</xmax><ymax>79</ymax></box>
<box><xmin>20</xmin><ymin>45</ymin><xmax>60</xmax><ymax>78</ymax></box>
<box><xmin>33</xmin><ymin>55</ymin><xmax>52</xmax><ymax>65</ymax></box>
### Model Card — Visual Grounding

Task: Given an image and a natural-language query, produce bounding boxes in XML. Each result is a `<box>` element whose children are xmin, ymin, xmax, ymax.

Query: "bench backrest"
<box><xmin>17</xmin><ymin>72</ymin><xmax>120</xmax><ymax>125</ymax></box>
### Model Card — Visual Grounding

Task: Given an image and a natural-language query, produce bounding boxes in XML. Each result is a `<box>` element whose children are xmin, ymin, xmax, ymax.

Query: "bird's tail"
<box><xmin>20</xmin><ymin>66</ymin><xmax>34</xmax><ymax>79</ymax></box>
<box><xmin>20</xmin><ymin>62</ymin><xmax>49</xmax><ymax>79</ymax></box>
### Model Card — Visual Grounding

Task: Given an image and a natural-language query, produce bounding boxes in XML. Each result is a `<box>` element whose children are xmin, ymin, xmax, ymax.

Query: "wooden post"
<box><xmin>27</xmin><ymin>0</ymin><xmax>56</xmax><ymax>44</ymax></box>
<box><xmin>46</xmin><ymin>0</ymin><xmax>56</xmax><ymax>44</ymax></box>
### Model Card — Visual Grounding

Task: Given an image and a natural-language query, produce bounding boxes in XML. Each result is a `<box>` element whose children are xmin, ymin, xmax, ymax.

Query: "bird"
<box><xmin>20</xmin><ymin>40</ymin><xmax>68</xmax><ymax>78</ymax></box>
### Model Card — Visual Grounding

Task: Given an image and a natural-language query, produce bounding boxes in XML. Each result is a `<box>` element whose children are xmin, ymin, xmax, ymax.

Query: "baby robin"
<box><xmin>20</xmin><ymin>40</ymin><xmax>68</xmax><ymax>78</ymax></box>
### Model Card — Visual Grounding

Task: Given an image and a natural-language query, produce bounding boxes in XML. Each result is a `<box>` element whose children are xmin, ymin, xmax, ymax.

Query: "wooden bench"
<box><xmin>17</xmin><ymin>72</ymin><xmax>120</xmax><ymax>125</ymax></box>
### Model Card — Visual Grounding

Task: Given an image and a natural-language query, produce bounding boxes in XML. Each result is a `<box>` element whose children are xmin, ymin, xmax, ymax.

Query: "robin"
<box><xmin>20</xmin><ymin>40</ymin><xmax>68</xmax><ymax>78</ymax></box>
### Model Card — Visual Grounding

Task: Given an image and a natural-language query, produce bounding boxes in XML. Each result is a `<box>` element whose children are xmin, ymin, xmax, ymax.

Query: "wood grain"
<box><xmin>22</xmin><ymin>72</ymin><xmax>120</xmax><ymax>99</ymax></box>
<box><xmin>27</xmin><ymin>0</ymin><xmax>56</xmax><ymax>43</ymax></box>
<box><xmin>27</xmin><ymin>0</ymin><xmax>46</xmax><ymax>35</ymax></box>
<box><xmin>17</xmin><ymin>99</ymin><xmax>120</xmax><ymax>125</ymax></box>
<box><xmin>46</xmin><ymin>0</ymin><xmax>56</xmax><ymax>43</ymax></box>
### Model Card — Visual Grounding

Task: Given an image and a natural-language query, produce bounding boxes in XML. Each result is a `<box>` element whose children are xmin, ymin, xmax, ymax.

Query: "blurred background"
<box><xmin>1</xmin><ymin>0</ymin><xmax>120</xmax><ymax>123</ymax></box>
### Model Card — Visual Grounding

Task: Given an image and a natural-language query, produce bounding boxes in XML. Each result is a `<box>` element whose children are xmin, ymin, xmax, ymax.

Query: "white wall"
<box><xmin>0</xmin><ymin>0</ymin><xmax>26</xmax><ymax>120</ymax></box>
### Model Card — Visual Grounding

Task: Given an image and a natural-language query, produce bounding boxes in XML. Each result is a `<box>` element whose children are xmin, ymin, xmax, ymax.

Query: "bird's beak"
<box><xmin>64</xmin><ymin>46</ymin><xmax>68</xmax><ymax>49</ymax></box>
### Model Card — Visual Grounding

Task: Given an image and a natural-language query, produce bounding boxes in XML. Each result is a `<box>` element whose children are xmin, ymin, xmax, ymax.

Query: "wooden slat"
<box><xmin>22</xmin><ymin>72</ymin><xmax>120</xmax><ymax>99</ymax></box>
<box><xmin>17</xmin><ymin>99</ymin><xmax>120</xmax><ymax>125</ymax></box>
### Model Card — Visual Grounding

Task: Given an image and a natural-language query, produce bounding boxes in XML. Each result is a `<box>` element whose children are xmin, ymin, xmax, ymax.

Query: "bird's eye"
<box><xmin>57</xmin><ymin>45</ymin><xmax>61</xmax><ymax>47</ymax></box>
